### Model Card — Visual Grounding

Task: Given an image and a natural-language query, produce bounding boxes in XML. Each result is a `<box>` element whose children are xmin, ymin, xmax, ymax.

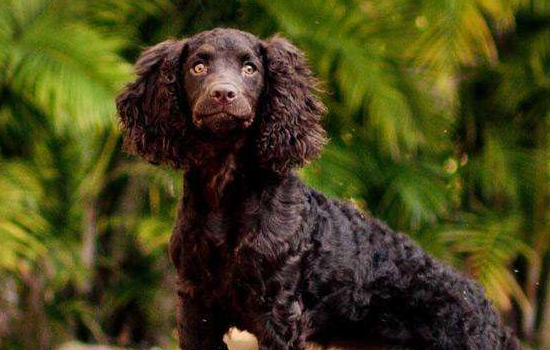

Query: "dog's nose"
<box><xmin>209</xmin><ymin>83</ymin><xmax>238</xmax><ymax>104</ymax></box>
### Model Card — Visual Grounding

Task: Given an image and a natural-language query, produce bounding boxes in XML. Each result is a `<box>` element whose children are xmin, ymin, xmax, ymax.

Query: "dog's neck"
<box><xmin>184</xmin><ymin>134</ymin><xmax>255</xmax><ymax>209</ymax></box>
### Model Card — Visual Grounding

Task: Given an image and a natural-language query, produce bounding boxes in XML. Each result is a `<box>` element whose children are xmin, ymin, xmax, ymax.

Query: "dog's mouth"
<box><xmin>194</xmin><ymin>111</ymin><xmax>254</xmax><ymax>129</ymax></box>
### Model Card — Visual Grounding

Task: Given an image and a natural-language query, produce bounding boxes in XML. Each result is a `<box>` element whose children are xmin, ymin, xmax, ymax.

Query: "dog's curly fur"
<box><xmin>116</xmin><ymin>28</ymin><xmax>521</xmax><ymax>350</ymax></box>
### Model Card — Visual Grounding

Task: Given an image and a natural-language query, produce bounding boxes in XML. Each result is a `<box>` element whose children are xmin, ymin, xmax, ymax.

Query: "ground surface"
<box><xmin>56</xmin><ymin>329</ymin><xmax>259</xmax><ymax>350</ymax></box>
<box><xmin>57</xmin><ymin>329</ymin><xmax>354</xmax><ymax>350</ymax></box>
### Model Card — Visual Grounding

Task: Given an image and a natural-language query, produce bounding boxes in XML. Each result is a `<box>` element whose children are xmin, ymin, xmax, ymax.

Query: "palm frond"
<box><xmin>260</xmin><ymin>0</ymin><xmax>450</xmax><ymax>160</ymax></box>
<box><xmin>438</xmin><ymin>214</ymin><xmax>534</xmax><ymax>311</ymax></box>
<box><xmin>0</xmin><ymin>0</ymin><xmax>131</xmax><ymax>133</ymax></box>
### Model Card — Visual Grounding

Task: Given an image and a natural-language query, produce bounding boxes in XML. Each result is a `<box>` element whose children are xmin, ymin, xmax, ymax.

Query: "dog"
<box><xmin>116</xmin><ymin>28</ymin><xmax>521</xmax><ymax>350</ymax></box>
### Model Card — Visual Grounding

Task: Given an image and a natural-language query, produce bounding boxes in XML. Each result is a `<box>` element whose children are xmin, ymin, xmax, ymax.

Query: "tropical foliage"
<box><xmin>1</xmin><ymin>0</ymin><xmax>550</xmax><ymax>349</ymax></box>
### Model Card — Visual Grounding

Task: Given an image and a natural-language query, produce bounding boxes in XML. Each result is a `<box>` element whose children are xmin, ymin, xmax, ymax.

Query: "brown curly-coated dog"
<box><xmin>116</xmin><ymin>28</ymin><xmax>521</xmax><ymax>350</ymax></box>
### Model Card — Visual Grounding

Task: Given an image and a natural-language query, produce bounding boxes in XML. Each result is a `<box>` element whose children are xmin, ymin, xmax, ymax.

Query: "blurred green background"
<box><xmin>1</xmin><ymin>0</ymin><xmax>550</xmax><ymax>349</ymax></box>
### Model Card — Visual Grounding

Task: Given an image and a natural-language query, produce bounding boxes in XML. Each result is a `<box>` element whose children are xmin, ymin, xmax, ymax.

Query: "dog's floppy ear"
<box><xmin>257</xmin><ymin>35</ymin><xmax>327</xmax><ymax>175</ymax></box>
<box><xmin>116</xmin><ymin>39</ymin><xmax>188</xmax><ymax>167</ymax></box>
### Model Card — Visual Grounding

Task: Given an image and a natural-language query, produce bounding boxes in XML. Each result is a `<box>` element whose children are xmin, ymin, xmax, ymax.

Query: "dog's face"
<box><xmin>183</xmin><ymin>30</ymin><xmax>264</xmax><ymax>133</ymax></box>
<box><xmin>116</xmin><ymin>28</ymin><xmax>326</xmax><ymax>174</ymax></box>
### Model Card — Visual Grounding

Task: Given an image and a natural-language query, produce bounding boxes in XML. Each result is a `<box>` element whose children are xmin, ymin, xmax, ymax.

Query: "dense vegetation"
<box><xmin>1</xmin><ymin>0</ymin><xmax>550</xmax><ymax>349</ymax></box>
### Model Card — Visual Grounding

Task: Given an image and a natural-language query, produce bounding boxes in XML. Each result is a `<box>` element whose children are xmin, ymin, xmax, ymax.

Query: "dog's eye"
<box><xmin>243</xmin><ymin>63</ymin><xmax>256</xmax><ymax>76</ymax></box>
<box><xmin>191</xmin><ymin>63</ymin><xmax>207</xmax><ymax>75</ymax></box>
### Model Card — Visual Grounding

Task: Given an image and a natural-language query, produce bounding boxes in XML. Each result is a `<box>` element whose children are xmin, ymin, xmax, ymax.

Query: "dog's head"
<box><xmin>116</xmin><ymin>28</ymin><xmax>326</xmax><ymax>174</ymax></box>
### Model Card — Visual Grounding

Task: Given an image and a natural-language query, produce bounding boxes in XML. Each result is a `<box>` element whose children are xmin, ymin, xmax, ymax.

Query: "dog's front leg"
<box><xmin>176</xmin><ymin>293</ymin><xmax>229</xmax><ymax>350</ymax></box>
<box><xmin>256</xmin><ymin>321</ymin><xmax>307</xmax><ymax>350</ymax></box>
<box><xmin>255</xmin><ymin>300</ymin><xmax>309</xmax><ymax>350</ymax></box>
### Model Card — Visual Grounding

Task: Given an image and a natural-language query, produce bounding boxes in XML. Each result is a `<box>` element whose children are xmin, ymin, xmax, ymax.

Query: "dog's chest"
<box><xmin>182</xmin><ymin>226</ymin><xmax>270</xmax><ymax>312</ymax></box>
<box><xmin>178</xmin><ymin>185</ymin><xmax>308</xmax><ymax>326</ymax></box>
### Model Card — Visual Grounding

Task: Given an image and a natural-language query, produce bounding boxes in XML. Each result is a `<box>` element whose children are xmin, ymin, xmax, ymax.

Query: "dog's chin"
<box><xmin>193</xmin><ymin>112</ymin><xmax>254</xmax><ymax>134</ymax></box>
